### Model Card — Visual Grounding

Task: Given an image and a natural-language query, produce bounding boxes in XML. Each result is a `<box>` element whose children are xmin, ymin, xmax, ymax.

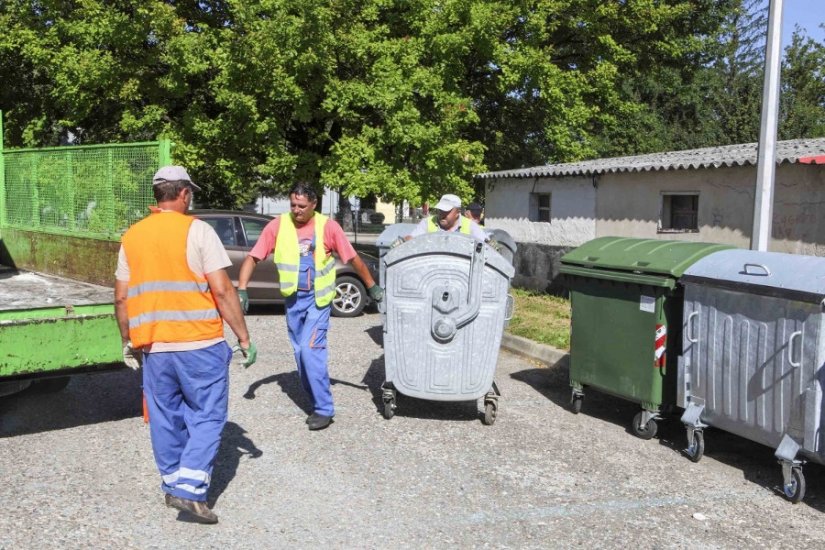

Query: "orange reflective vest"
<box><xmin>122</xmin><ymin>211</ymin><xmax>223</xmax><ymax>347</ymax></box>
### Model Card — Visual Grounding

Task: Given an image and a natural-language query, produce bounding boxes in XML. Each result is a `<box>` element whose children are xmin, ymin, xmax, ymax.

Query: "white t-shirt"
<box><xmin>116</xmin><ymin>215</ymin><xmax>232</xmax><ymax>352</ymax></box>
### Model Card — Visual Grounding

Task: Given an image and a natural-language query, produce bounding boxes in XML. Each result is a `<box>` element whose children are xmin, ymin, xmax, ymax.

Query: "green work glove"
<box><xmin>238</xmin><ymin>341</ymin><xmax>257</xmax><ymax>368</ymax></box>
<box><xmin>368</xmin><ymin>284</ymin><xmax>384</xmax><ymax>303</ymax></box>
<box><xmin>238</xmin><ymin>289</ymin><xmax>249</xmax><ymax>314</ymax></box>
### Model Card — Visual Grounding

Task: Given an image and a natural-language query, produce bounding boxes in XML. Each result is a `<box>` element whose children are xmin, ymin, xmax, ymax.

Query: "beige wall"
<box><xmin>484</xmin><ymin>175</ymin><xmax>596</xmax><ymax>246</ymax></box>
<box><xmin>595</xmin><ymin>164</ymin><xmax>825</xmax><ymax>254</ymax></box>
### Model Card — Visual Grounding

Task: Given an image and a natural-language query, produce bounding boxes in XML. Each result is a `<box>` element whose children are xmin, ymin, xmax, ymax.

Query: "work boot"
<box><xmin>307</xmin><ymin>413</ymin><xmax>334</xmax><ymax>430</ymax></box>
<box><xmin>165</xmin><ymin>494</ymin><xmax>219</xmax><ymax>524</ymax></box>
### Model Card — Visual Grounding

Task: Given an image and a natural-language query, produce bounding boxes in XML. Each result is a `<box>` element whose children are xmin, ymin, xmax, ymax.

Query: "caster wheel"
<box><xmin>686</xmin><ymin>430</ymin><xmax>704</xmax><ymax>463</ymax></box>
<box><xmin>784</xmin><ymin>468</ymin><xmax>806</xmax><ymax>503</ymax></box>
<box><xmin>382</xmin><ymin>399</ymin><xmax>395</xmax><ymax>420</ymax></box>
<box><xmin>631</xmin><ymin>411</ymin><xmax>658</xmax><ymax>440</ymax></box>
<box><xmin>483</xmin><ymin>401</ymin><xmax>497</xmax><ymax>425</ymax></box>
<box><xmin>570</xmin><ymin>395</ymin><xmax>583</xmax><ymax>414</ymax></box>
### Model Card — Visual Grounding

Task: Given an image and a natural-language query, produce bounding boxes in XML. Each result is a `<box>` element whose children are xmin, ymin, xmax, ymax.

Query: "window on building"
<box><xmin>530</xmin><ymin>193</ymin><xmax>551</xmax><ymax>223</ymax></box>
<box><xmin>660</xmin><ymin>193</ymin><xmax>699</xmax><ymax>232</ymax></box>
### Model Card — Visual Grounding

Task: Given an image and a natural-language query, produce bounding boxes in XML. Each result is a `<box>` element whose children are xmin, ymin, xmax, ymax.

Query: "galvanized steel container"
<box><xmin>678</xmin><ymin>249</ymin><xmax>825</xmax><ymax>502</ymax></box>
<box><xmin>380</xmin><ymin>231</ymin><xmax>515</xmax><ymax>424</ymax></box>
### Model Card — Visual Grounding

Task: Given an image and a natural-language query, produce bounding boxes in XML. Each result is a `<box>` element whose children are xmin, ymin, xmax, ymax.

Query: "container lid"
<box><xmin>375</xmin><ymin>223</ymin><xmax>418</xmax><ymax>249</ymax></box>
<box><xmin>682</xmin><ymin>249</ymin><xmax>825</xmax><ymax>301</ymax></box>
<box><xmin>561</xmin><ymin>237</ymin><xmax>734</xmax><ymax>278</ymax></box>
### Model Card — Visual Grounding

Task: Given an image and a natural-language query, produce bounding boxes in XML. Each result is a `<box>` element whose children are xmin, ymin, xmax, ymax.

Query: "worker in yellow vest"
<box><xmin>237</xmin><ymin>183</ymin><xmax>383</xmax><ymax>431</ymax></box>
<box><xmin>115</xmin><ymin>165</ymin><xmax>255</xmax><ymax>524</ymax></box>
<box><xmin>407</xmin><ymin>194</ymin><xmax>488</xmax><ymax>241</ymax></box>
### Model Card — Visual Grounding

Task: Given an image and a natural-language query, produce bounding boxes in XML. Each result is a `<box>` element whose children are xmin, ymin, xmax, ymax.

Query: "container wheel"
<box><xmin>483</xmin><ymin>400</ymin><xmax>498</xmax><ymax>425</ymax></box>
<box><xmin>382</xmin><ymin>398</ymin><xmax>395</xmax><ymax>420</ymax></box>
<box><xmin>686</xmin><ymin>430</ymin><xmax>704</xmax><ymax>463</ymax></box>
<box><xmin>570</xmin><ymin>391</ymin><xmax>583</xmax><ymax>414</ymax></box>
<box><xmin>631</xmin><ymin>411</ymin><xmax>658</xmax><ymax>440</ymax></box>
<box><xmin>783</xmin><ymin>467</ymin><xmax>806</xmax><ymax>504</ymax></box>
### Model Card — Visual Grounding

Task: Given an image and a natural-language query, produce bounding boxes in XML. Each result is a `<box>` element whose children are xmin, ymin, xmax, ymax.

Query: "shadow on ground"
<box><xmin>208</xmin><ymin>421</ymin><xmax>262</xmax><ymax>507</ymax></box>
<box><xmin>509</xmin><ymin>359</ymin><xmax>825</xmax><ymax>512</ymax></box>
<box><xmin>0</xmin><ymin>368</ymin><xmax>142</xmax><ymax>437</ymax></box>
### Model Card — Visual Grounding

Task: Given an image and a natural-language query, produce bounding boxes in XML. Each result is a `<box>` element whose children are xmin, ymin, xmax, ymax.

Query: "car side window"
<box><xmin>241</xmin><ymin>218</ymin><xmax>269</xmax><ymax>248</ymax></box>
<box><xmin>202</xmin><ymin>217</ymin><xmax>237</xmax><ymax>247</ymax></box>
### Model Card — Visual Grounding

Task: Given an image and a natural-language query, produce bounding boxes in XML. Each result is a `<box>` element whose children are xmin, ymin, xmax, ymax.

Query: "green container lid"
<box><xmin>561</xmin><ymin>237</ymin><xmax>734</xmax><ymax>279</ymax></box>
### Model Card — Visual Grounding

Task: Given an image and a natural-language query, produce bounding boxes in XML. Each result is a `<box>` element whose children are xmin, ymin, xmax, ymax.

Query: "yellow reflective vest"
<box><xmin>427</xmin><ymin>215</ymin><xmax>471</xmax><ymax>234</ymax></box>
<box><xmin>274</xmin><ymin>213</ymin><xmax>337</xmax><ymax>307</ymax></box>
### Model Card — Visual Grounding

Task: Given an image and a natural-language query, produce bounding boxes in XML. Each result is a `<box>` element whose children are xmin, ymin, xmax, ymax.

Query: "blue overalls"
<box><xmin>142</xmin><ymin>341</ymin><xmax>232</xmax><ymax>502</ymax></box>
<box><xmin>285</xmin><ymin>235</ymin><xmax>334</xmax><ymax>416</ymax></box>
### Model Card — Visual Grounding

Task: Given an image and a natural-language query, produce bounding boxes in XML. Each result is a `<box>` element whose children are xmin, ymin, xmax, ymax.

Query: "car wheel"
<box><xmin>332</xmin><ymin>276</ymin><xmax>366</xmax><ymax>318</ymax></box>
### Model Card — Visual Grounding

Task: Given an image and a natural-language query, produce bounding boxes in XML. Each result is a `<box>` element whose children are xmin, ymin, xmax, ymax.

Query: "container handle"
<box><xmin>686</xmin><ymin>311</ymin><xmax>699</xmax><ymax>343</ymax></box>
<box><xmin>788</xmin><ymin>331</ymin><xmax>802</xmax><ymax>368</ymax></box>
<box><xmin>742</xmin><ymin>263</ymin><xmax>771</xmax><ymax>277</ymax></box>
<box><xmin>504</xmin><ymin>293</ymin><xmax>515</xmax><ymax>322</ymax></box>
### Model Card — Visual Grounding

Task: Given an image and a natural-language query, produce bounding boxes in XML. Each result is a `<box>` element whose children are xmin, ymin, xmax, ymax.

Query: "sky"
<box><xmin>780</xmin><ymin>0</ymin><xmax>825</xmax><ymax>49</ymax></box>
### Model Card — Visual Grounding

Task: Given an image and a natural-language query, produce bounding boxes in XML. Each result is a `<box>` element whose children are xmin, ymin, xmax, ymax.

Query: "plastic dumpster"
<box><xmin>560</xmin><ymin>237</ymin><xmax>733</xmax><ymax>439</ymax></box>
<box><xmin>678</xmin><ymin>249</ymin><xmax>825</xmax><ymax>503</ymax></box>
<box><xmin>380</xmin><ymin>231</ymin><xmax>515</xmax><ymax>424</ymax></box>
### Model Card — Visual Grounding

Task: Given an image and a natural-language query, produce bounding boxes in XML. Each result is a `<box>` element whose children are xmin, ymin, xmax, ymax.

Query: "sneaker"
<box><xmin>165</xmin><ymin>494</ymin><xmax>219</xmax><ymax>524</ymax></box>
<box><xmin>307</xmin><ymin>413</ymin><xmax>334</xmax><ymax>430</ymax></box>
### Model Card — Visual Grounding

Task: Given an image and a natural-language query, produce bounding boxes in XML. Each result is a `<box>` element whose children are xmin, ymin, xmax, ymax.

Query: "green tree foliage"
<box><xmin>780</xmin><ymin>26</ymin><xmax>825</xmax><ymax>139</ymax></box>
<box><xmin>0</xmin><ymin>0</ymin><xmax>769</xmax><ymax>208</ymax></box>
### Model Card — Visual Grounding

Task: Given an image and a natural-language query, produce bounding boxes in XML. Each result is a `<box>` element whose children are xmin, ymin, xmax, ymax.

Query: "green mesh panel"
<box><xmin>2</xmin><ymin>142</ymin><xmax>168</xmax><ymax>240</ymax></box>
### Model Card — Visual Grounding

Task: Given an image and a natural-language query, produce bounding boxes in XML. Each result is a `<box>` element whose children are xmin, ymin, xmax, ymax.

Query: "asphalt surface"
<box><xmin>2</xmin><ymin>309</ymin><xmax>825</xmax><ymax>548</ymax></box>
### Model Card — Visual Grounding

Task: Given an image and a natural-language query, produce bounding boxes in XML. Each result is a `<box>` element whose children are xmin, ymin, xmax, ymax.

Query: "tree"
<box><xmin>780</xmin><ymin>26</ymin><xmax>825</xmax><ymax>139</ymax></box>
<box><xmin>1</xmin><ymin>0</ymin><xmax>743</xmax><ymax>208</ymax></box>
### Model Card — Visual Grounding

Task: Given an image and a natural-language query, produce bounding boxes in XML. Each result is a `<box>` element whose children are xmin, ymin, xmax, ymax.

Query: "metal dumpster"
<box><xmin>678</xmin><ymin>249</ymin><xmax>825</xmax><ymax>503</ymax></box>
<box><xmin>375</xmin><ymin>223</ymin><xmax>418</xmax><ymax>288</ymax></box>
<box><xmin>560</xmin><ymin>237</ymin><xmax>733</xmax><ymax>438</ymax></box>
<box><xmin>380</xmin><ymin>231</ymin><xmax>515</xmax><ymax>424</ymax></box>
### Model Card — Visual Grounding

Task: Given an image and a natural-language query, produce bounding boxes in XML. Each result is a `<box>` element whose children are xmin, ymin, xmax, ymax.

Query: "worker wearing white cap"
<box><xmin>407</xmin><ymin>193</ymin><xmax>487</xmax><ymax>241</ymax></box>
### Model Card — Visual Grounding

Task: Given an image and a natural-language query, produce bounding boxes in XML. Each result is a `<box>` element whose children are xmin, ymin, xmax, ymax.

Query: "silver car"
<box><xmin>192</xmin><ymin>210</ymin><xmax>379</xmax><ymax>317</ymax></box>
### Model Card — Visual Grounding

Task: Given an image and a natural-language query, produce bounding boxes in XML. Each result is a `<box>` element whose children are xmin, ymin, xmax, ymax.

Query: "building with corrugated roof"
<box><xmin>477</xmin><ymin>138</ymin><xmax>825</xmax><ymax>291</ymax></box>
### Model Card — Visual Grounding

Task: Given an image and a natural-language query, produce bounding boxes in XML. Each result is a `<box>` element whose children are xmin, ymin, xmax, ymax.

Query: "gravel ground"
<box><xmin>1</xmin><ymin>308</ymin><xmax>824</xmax><ymax>548</ymax></box>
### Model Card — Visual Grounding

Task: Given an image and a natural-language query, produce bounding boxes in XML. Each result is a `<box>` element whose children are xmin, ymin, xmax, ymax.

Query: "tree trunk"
<box><xmin>338</xmin><ymin>192</ymin><xmax>353</xmax><ymax>231</ymax></box>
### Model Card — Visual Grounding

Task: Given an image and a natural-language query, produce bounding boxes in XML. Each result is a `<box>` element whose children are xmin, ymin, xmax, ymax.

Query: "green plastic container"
<box><xmin>560</xmin><ymin>237</ymin><xmax>733</xmax><ymax>439</ymax></box>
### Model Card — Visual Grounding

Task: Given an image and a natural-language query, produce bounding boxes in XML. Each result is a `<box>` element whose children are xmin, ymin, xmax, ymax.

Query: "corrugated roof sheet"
<box><xmin>477</xmin><ymin>137</ymin><xmax>825</xmax><ymax>179</ymax></box>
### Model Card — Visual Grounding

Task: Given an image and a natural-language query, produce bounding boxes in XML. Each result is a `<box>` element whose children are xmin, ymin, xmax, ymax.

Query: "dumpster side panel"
<box><xmin>683</xmin><ymin>284</ymin><xmax>821</xmax><ymax>452</ymax></box>
<box><xmin>0</xmin><ymin>304</ymin><xmax>122</xmax><ymax>378</ymax></box>
<box><xmin>385</xmin><ymin>256</ymin><xmax>509</xmax><ymax>401</ymax></box>
<box><xmin>568</xmin><ymin>277</ymin><xmax>669</xmax><ymax>408</ymax></box>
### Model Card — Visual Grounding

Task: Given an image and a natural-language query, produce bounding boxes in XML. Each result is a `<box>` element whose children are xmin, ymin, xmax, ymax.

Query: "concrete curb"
<box><xmin>500</xmin><ymin>332</ymin><xmax>569</xmax><ymax>368</ymax></box>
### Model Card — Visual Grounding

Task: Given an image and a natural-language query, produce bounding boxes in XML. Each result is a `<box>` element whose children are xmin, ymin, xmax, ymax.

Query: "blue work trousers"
<box><xmin>286</xmin><ymin>290</ymin><xmax>333</xmax><ymax>416</ymax></box>
<box><xmin>142</xmin><ymin>341</ymin><xmax>232</xmax><ymax>502</ymax></box>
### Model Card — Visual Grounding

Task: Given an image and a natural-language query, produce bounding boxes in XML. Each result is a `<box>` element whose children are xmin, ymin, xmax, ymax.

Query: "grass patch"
<box><xmin>506</xmin><ymin>288</ymin><xmax>571</xmax><ymax>351</ymax></box>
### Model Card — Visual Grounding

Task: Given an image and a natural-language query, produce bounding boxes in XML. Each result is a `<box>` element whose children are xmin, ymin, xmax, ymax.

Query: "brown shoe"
<box><xmin>165</xmin><ymin>494</ymin><xmax>218</xmax><ymax>524</ymax></box>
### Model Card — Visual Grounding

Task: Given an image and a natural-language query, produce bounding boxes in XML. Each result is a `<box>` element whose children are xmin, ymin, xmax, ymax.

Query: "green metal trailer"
<box><xmin>0</xmin><ymin>112</ymin><xmax>170</xmax><ymax>395</ymax></box>
<box><xmin>0</xmin><ymin>268</ymin><xmax>123</xmax><ymax>395</ymax></box>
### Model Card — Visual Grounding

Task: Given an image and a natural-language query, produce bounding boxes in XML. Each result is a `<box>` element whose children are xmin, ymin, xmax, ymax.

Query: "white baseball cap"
<box><xmin>152</xmin><ymin>165</ymin><xmax>202</xmax><ymax>191</ymax></box>
<box><xmin>434</xmin><ymin>194</ymin><xmax>461</xmax><ymax>212</ymax></box>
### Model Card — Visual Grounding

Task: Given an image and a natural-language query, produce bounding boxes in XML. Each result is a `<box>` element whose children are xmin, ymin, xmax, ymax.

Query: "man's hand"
<box><xmin>368</xmin><ymin>284</ymin><xmax>384</xmax><ymax>303</ymax></box>
<box><xmin>390</xmin><ymin>236</ymin><xmax>405</xmax><ymax>248</ymax></box>
<box><xmin>122</xmin><ymin>342</ymin><xmax>143</xmax><ymax>370</ymax></box>
<box><xmin>237</xmin><ymin>341</ymin><xmax>257</xmax><ymax>368</ymax></box>
<box><xmin>238</xmin><ymin>289</ymin><xmax>249</xmax><ymax>314</ymax></box>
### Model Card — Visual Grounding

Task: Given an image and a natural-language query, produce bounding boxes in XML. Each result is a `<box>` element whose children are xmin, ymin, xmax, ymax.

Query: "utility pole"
<box><xmin>750</xmin><ymin>0</ymin><xmax>784</xmax><ymax>251</ymax></box>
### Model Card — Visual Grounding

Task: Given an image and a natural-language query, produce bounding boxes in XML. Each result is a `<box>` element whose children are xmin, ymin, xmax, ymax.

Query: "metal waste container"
<box><xmin>381</xmin><ymin>231</ymin><xmax>515</xmax><ymax>424</ymax></box>
<box><xmin>560</xmin><ymin>237</ymin><xmax>732</xmax><ymax>438</ymax></box>
<box><xmin>375</xmin><ymin>223</ymin><xmax>418</xmax><ymax>288</ymax></box>
<box><xmin>678</xmin><ymin>249</ymin><xmax>825</xmax><ymax>503</ymax></box>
